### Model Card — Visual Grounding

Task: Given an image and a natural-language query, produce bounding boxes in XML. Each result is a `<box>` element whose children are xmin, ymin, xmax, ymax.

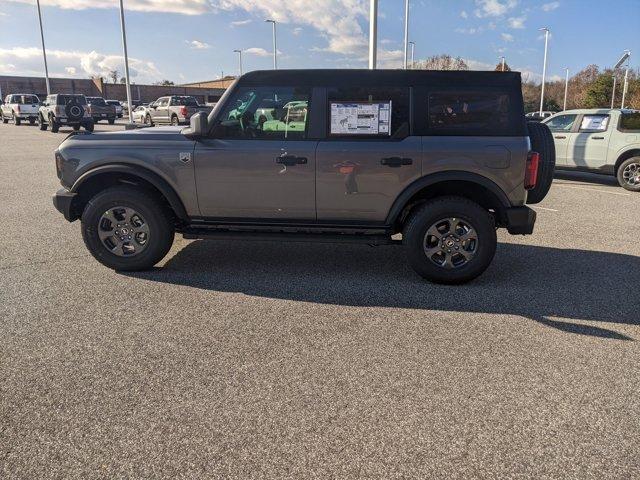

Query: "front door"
<box><xmin>544</xmin><ymin>113</ymin><xmax>578</xmax><ymax>166</ymax></box>
<box><xmin>152</xmin><ymin>97</ymin><xmax>169</xmax><ymax>123</ymax></box>
<box><xmin>568</xmin><ymin>114</ymin><xmax>612</xmax><ymax>169</ymax></box>
<box><xmin>194</xmin><ymin>86</ymin><xmax>316</xmax><ymax>219</ymax></box>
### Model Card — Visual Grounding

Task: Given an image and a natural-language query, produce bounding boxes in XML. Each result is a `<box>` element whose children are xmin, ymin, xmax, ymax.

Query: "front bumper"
<box><xmin>505</xmin><ymin>206</ymin><xmax>536</xmax><ymax>235</ymax></box>
<box><xmin>52</xmin><ymin>188</ymin><xmax>78</xmax><ymax>222</ymax></box>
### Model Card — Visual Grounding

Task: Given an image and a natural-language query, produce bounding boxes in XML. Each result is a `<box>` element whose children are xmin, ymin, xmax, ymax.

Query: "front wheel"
<box><xmin>1</xmin><ymin>113</ymin><xmax>7</xmax><ymax>124</ymax></box>
<box><xmin>403</xmin><ymin>196</ymin><xmax>497</xmax><ymax>284</ymax></box>
<box><xmin>81</xmin><ymin>186</ymin><xmax>175</xmax><ymax>271</ymax></box>
<box><xmin>108</xmin><ymin>118</ymin><xmax>115</xmax><ymax>125</ymax></box>
<box><xmin>145</xmin><ymin>114</ymin><xmax>153</xmax><ymax>126</ymax></box>
<box><xmin>50</xmin><ymin>116</ymin><xmax>59</xmax><ymax>133</ymax></box>
<box><xmin>13</xmin><ymin>114</ymin><xmax>21</xmax><ymax>126</ymax></box>
<box><xmin>617</xmin><ymin>157</ymin><xmax>640</xmax><ymax>192</ymax></box>
<box><xmin>171</xmin><ymin>115</ymin><xmax>179</xmax><ymax>126</ymax></box>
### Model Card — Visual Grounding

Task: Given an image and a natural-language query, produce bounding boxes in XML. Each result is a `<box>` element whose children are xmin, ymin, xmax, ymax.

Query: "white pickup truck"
<box><xmin>1</xmin><ymin>94</ymin><xmax>40</xmax><ymax>125</ymax></box>
<box><xmin>543</xmin><ymin>108</ymin><xmax>640</xmax><ymax>191</ymax></box>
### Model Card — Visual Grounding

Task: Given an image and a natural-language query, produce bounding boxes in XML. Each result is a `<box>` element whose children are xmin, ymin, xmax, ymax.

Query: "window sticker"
<box><xmin>330</xmin><ymin>101</ymin><xmax>392</xmax><ymax>135</ymax></box>
<box><xmin>580</xmin><ymin>115</ymin><xmax>608</xmax><ymax>131</ymax></box>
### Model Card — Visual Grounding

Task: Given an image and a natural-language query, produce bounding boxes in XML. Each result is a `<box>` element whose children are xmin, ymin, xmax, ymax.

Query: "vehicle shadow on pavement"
<box><xmin>128</xmin><ymin>241</ymin><xmax>639</xmax><ymax>341</ymax></box>
<box><xmin>554</xmin><ymin>170</ymin><xmax>619</xmax><ymax>187</ymax></box>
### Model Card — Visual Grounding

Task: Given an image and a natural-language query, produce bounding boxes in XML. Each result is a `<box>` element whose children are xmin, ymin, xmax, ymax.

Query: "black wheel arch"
<box><xmin>69</xmin><ymin>164</ymin><xmax>189</xmax><ymax>223</ymax></box>
<box><xmin>385</xmin><ymin>171</ymin><xmax>512</xmax><ymax>230</ymax></box>
<box><xmin>615</xmin><ymin>149</ymin><xmax>640</xmax><ymax>175</ymax></box>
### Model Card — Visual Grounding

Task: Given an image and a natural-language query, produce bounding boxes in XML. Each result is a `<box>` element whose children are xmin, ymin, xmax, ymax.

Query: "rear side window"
<box><xmin>619</xmin><ymin>113</ymin><xmax>640</xmax><ymax>131</ymax></box>
<box><xmin>57</xmin><ymin>95</ymin><xmax>86</xmax><ymax>105</ymax></box>
<box><xmin>171</xmin><ymin>97</ymin><xmax>198</xmax><ymax>106</ymax></box>
<box><xmin>327</xmin><ymin>86</ymin><xmax>409</xmax><ymax>138</ymax></box>
<box><xmin>545</xmin><ymin>114</ymin><xmax>577</xmax><ymax>132</ymax></box>
<box><xmin>10</xmin><ymin>95</ymin><xmax>39</xmax><ymax>104</ymax></box>
<box><xmin>428</xmin><ymin>92</ymin><xmax>510</xmax><ymax>135</ymax></box>
<box><xmin>579</xmin><ymin>115</ymin><xmax>608</xmax><ymax>132</ymax></box>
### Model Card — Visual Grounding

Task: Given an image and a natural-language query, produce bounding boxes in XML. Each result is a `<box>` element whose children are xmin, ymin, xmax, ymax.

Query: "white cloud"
<box><xmin>0</xmin><ymin>46</ymin><xmax>162</xmax><ymax>83</ymax></box>
<box><xmin>244</xmin><ymin>47</ymin><xmax>271</xmax><ymax>57</ymax></box>
<box><xmin>507</xmin><ymin>16</ymin><xmax>526</xmax><ymax>29</ymax></box>
<box><xmin>6</xmin><ymin>0</ymin><xmax>211</xmax><ymax>15</ymax></box>
<box><xmin>460</xmin><ymin>10</ymin><xmax>468</xmax><ymax>18</ymax></box>
<box><xmin>542</xmin><ymin>1</ymin><xmax>560</xmax><ymax>11</ymax></box>
<box><xmin>474</xmin><ymin>0</ymin><xmax>518</xmax><ymax>18</ymax></box>
<box><xmin>455</xmin><ymin>27</ymin><xmax>481</xmax><ymax>35</ymax></box>
<box><xmin>230</xmin><ymin>19</ymin><xmax>252</xmax><ymax>26</ymax></box>
<box><xmin>501</xmin><ymin>33</ymin><xmax>514</xmax><ymax>42</ymax></box>
<box><xmin>186</xmin><ymin>40</ymin><xmax>210</xmax><ymax>49</ymax></box>
<box><xmin>292</xmin><ymin>27</ymin><xmax>303</xmax><ymax>36</ymax></box>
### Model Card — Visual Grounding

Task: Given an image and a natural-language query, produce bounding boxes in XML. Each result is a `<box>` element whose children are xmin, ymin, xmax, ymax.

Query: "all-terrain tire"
<box><xmin>526</xmin><ymin>121</ymin><xmax>555</xmax><ymax>204</ymax></box>
<box><xmin>403</xmin><ymin>196</ymin><xmax>497</xmax><ymax>284</ymax></box>
<box><xmin>81</xmin><ymin>185</ymin><xmax>175</xmax><ymax>271</ymax></box>
<box><xmin>50</xmin><ymin>116</ymin><xmax>59</xmax><ymax>133</ymax></box>
<box><xmin>617</xmin><ymin>157</ymin><xmax>640</xmax><ymax>192</ymax></box>
<box><xmin>38</xmin><ymin>115</ymin><xmax>47</xmax><ymax>130</ymax></box>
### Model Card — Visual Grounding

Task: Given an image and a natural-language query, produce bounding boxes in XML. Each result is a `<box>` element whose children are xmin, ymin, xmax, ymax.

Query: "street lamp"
<box><xmin>36</xmin><ymin>0</ymin><xmax>50</xmax><ymax>95</ymax></box>
<box><xmin>611</xmin><ymin>74</ymin><xmax>617</xmax><ymax>109</ymax></box>
<box><xmin>615</xmin><ymin>50</ymin><xmax>631</xmax><ymax>109</ymax></box>
<box><xmin>563</xmin><ymin>67</ymin><xmax>569</xmax><ymax>111</ymax></box>
<box><xmin>118</xmin><ymin>0</ymin><xmax>134</xmax><ymax>126</ymax></box>
<box><xmin>500</xmin><ymin>56</ymin><xmax>505</xmax><ymax>72</ymax></box>
<box><xmin>233</xmin><ymin>49</ymin><xmax>243</xmax><ymax>77</ymax></box>
<box><xmin>409</xmin><ymin>41</ymin><xmax>415</xmax><ymax>69</ymax></box>
<box><xmin>264</xmin><ymin>20</ymin><xmax>277</xmax><ymax>69</ymax></box>
<box><xmin>368</xmin><ymin>0</ymin><xmax>378</xmax><ymax>69</ymax></box>
<box><xmin>403</xmin><ymin>0</ymin><xmax>410</xmax><ymax>69</ymax></box>
<box><xmin>539</xmin><ymin>27</ymin><xmax>550</xmax><ymax>116</ymax></box>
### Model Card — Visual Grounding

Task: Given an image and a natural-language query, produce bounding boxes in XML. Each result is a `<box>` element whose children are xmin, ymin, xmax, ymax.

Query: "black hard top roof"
<box><xmin>238</xmin><ymin>69</ymin><xmax>522</xmax><ymax>89</ymax></box>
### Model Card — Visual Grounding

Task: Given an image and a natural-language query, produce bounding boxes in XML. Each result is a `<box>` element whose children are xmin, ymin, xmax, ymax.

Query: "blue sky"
<box><xmin>0</xmin><ymin>0</ymin><xmax>638</xmax><ymax>84</ymax></box>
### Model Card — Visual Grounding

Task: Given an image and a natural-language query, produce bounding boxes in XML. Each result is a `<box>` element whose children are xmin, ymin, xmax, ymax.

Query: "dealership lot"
<box><xmin>1</xmin><ymin>122</ymin><xmax>639</xmax><ymax>478</ymax></box>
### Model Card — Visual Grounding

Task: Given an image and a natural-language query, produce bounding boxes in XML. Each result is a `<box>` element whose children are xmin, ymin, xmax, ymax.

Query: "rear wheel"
<box><xmin>13</xmin><ymin>113</ymin><xmax>21</xmax><ymax>126</ymax></box>
<box><xmin>526</xmin><ymin>121</ymin><xmax>555</xmax><ymax>204</ymax></box>
<box><xmin>108</xmin><ymin>118</ymin><xmax>115</xmax><ymax>125</ymax></box>
<box><xmin>38</xmin><ymin>114</ymin><xmax>47</xmax><ymax>130</ymax></box>
<box><xmin>50</xmin><ymin>115</ymin><xmax>59</xmax><ymax>133</ymax></box>
<box><xmin>171</xmin><ymin>115</ymin><xmax>179</xmax><ymax>126</ymax></box>
<box><xmin>73</xmin><ymin>125</ymin><xmax>80</xmax><ymax>131</ymax></box>
<box><xmin>145</xmin><ymin>114</ymin><xmax>153</xmax><ymax>126</ymax></box>
<box><xmin>617</xmin><ymin>157</ymin><xmax>640</xmax><ymax>192</ymax></box>
<box><xmin>84</xmin><ymin>122</ymin><xmax>94</xmax><ymax>132</ymax></box>
<box><xmin>403</xmin><ymin>196</ymin><xmax>497</xmax><ymax>284</ymax></box>
<box><xmin>81</xmin><ymin>186</ymin><xmax>175</xmax><ymax>271</ymax></box>
<box><xmin>29</xmin><ymin>118</ymin><xmax>35</xmax><ymax>125</ymax></box>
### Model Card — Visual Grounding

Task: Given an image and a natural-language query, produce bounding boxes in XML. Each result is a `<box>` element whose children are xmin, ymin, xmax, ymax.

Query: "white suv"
<box><xmin>1</xmin><ymin>94</ymin><xmax>40</xmax><ymax>125</ymax></box>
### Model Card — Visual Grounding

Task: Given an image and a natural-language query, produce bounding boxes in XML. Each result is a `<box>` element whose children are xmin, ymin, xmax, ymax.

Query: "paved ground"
<box><xmin>1</xmin><ymin>121</ymin><xmax>639</xmax><ymax>479</ymax></box>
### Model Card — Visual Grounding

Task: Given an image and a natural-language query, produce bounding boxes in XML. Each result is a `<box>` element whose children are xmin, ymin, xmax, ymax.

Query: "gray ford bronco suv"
<box><xmin>53</xmin><ymin>70</ymin><xmax>554</xmax><ymax>284</ymax></box>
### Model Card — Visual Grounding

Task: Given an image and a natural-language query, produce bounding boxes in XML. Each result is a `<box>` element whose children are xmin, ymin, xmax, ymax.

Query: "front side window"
<box><xmin>619</xmin><ymin>113</ymin><xmax>640</xmax><ymax>131</ymax></box>
<box><xmin>157</xmin><ymin>98</ymin><xmax>169</xmax><ymax>107</ymax></box>
<box><xmin>327</xmin><ymin>86</ymin><xmax>409</xmax><ymax>138</ymax></box>
<box><xmin>580</xmin><ymin>115</ymin><xmax>609</xmax><ymax>132</ymax></box>
<box><xmin>428</xmin><ymin>92</ymin><xmax>510</xmax><ymax>134</ymax></box>
<box><xmin>545</xmin><ymin>114</ymin><xmax>577</xmax><ymax>132</ymax></box>
<box><xmin>212</xmin><ymin>86</ymin><xmax>311</xmax><ymax>140</ymax></box>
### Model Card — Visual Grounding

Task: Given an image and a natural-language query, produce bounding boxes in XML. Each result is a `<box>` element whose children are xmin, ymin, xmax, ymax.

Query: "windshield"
<box><xmin>172</xmin><ymin>97</ymin><xmax>198</xmax><ymax>106</ymax></box>
<box><xmin>106</xmin><ymin>100</ymin><xmax>120</xmax><ymax>106</ymax></box>
<box><xmin>87</xmin><ymin>97</ymin><xmax>107</xmax><ymax>106</ymax></box>
<box><xmin>620</xmin><ymin>113</ymin><xmax>640</xmax><ymax>131</ymax></box>
<box><xmin>12</xmin><ymin>95</ymin><xmax>39</xmax><ymax>104</ymax></box>
<box><xmin>58</xmin><ymin>95</ymin><xmax>87</xmax><ymax>105</ymax></box>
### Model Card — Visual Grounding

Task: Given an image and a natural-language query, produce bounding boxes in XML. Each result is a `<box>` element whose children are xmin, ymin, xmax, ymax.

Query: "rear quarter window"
<box><xmin>428</xmin><ymin>91</ymin><xmax>511</xmax><ymax>135</ymax></box>
<box><xmin>619</xmin><ymin>113</ymin><xmax>640</xmax><ymax>131</ymax></box>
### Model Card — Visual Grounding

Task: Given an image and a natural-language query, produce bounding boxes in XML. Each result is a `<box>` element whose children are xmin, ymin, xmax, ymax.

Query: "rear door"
<box><xmin>568</xmin><ymin>114</ymin><xmax>612</xmax><ymax>168</ymax></box>
<box><xmin>543</xmin><ymin>113</ymin><xmax>579</xmax><ymax>165</ymax></box>
<box><xmin>194</xmin><ymin>85</ymin><xmax>317</xmax><ymax>219</ymax></box>
<box><xmin>152</xmin><ymin>97</ymin><xmax>169</xmax><ymax>123</ymax></box>
<box><xmin>315</xmin><ymin>85</ymin><xmax>421</xmax><ymax>222</ymax></box>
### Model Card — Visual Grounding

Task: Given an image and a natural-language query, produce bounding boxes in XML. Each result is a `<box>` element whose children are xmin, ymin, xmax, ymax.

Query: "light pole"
<box><xmin>539</xmin><ymin>27</ymin><xmax>550</xmax><ymax>115</ymax></box>
<box><xmin>265</xmin><ymin>20</ymin><xmax>277</xmax><ymax>69</ymax></box>
<box><xmin>563</xmin><ymin>67</ymin><xmax>569</xmax><ymax>111</ymax></box>
<box><xmin>409</xmin><ymin>41</ymin><xmax>415</xmax><ymax>69</ymax></box>
<box><xmin>118</xmin><ymin>0</ymin><xmax>133</xmax><ymax>126</ymax></box>
<box><xmin>611</xmin><ymin>75</ymin><xmax>617</xmax><ymax>109</ymax></box>
<box><xmin>36</xmin><ymin>0</ymin><xmax>50</xmax><ymax>95</ymax></box>
<box><xmin>233</xmin><ymin>49</ymin><xmax>243</xmax><ymax>77</ymax></box>
<box><xmin>403</xmin><ymin>0</ymin><xmax>410</xmax><ymax>69</ymax></box>
<box><xmin>500</xmin><ymin>56</ymin><xmax>505</xmax><ymax>72</ymax></box>
<box><xmin>368</xmin><ymin>0</ymin><xmax>378</xmax><ymax>69</ymax></box>
<box><xmin>621</xmin><ymin>50</ymin><xmax>631</xmax><ymax>109</ymax></box>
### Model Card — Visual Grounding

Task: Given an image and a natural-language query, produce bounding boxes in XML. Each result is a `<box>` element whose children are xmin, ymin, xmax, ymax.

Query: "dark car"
<box><xmin>86</xmin><ymin>97</ymin><xmax>116</xmax><ymax>124</ymax></box>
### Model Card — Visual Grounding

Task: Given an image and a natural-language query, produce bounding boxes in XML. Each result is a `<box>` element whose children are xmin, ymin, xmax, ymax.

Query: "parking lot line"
<box><xmin>530</xmin><ymin>205</ymin><xmax>558</xmax><ymax>212</ymax></box>
<box><xmin>553</xmin><ymin>184</ymin><xmax>631</xmax><ymax>197</ymax></box>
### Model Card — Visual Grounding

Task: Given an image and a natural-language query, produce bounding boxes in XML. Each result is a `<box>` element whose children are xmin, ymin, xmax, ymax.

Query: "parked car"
<box><xmin>1</xmin><ymin>94</ymin><xmax>40</xmax><ymax>125</ymax></box>
<box><xmin>106</xmin><ymin>100</ymin><xmax>123</xmax><ymax>118</ymax></box>
<box><xmin>86</xmin><ymin>97</ymin><xmax>116</xmax><ymax>124</ymax></box>
<box><xmin>131</xmin><ymin>104</ymin><xmax>150</xmax><ymax>123</ymax></box>
<box><xmin>543</xmin><ymin>108</ymin><xmax>640</xmax><ymax>191</ymax></box>
<box><xmin>144</xmin><ymin>95</ymin><xmax>212</xmax><ymax>126</ymax></box>
<box><xmin>526</xmin><ymin>111</ymin><xmax>555</xmax><ymax>122</ymax></box>
<box><xmin>39</xmin><ymin>94</ymin><xmax>94</xmax><ymax>133</ymax></box>
<box><xmin>52</xmin><ymin>69</ymin><xmax>554</xmax><ymax>284</ymax></box>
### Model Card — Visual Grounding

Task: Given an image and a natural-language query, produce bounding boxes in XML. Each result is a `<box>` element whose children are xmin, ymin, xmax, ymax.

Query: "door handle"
<box><xmin>276</xmin><ymin>154</ymin><xmax>307</xmax><ymax>166</ymax></box>
<box><xmin>381</xmin><ymin>157</ymin><xmax>413</xmax><ymax>167</ymax></box>
<box><xmin>554</xmin><ymin>135</ymin><xmax>566</xmax><ymax>139</ymax></box>
<box><xmin>592</xmin><ymin>136</ymin><xmax>605</xmax><ymax>140</ymax></box>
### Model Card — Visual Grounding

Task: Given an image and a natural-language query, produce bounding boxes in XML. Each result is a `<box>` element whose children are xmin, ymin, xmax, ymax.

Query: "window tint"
<box><xmin>580</xmin><ymin>115</ymin><xmax>608</xmax><ymax>132</ymax></box>
<box><xmin>171</xmin><ymin>96</ymin><xmax>198</xmax><ymax>106</ymax></box>
<box><xmin>428</xmin><ymin>92</ymin><xmax>509</xmax><ymax>134</ymax></box>
<box><xmin>545</xmin><ymin>114</ymin><xmax>577</xmax><ymax>132</ymax></box>
<box><xmin>10</xmin><ymin>95</ymin><xmax>39</xmax><ymax>104</ymax></box>
<box><xmin>327</xmin><ymin>86</ymin><xmax>409</xmax><ymax>138</ymax></box>
<box><xmin>87</xmin><ymin>97</ymin><xmax>107</xmax><ymax>106</ymax></box>
<box><xmin>620</xmin><ymin>113</ymin><xmax>640</xmax><ymax>131</ymax></box>
<box><xmin>57</xmin><ymin>95</ymin><xmax>87</xmax><ymax>105</ymax></box>
<box><xmin>213</xmin><ymin>86</ymin><xmax>311</xmax><ymax>140</ymax></box>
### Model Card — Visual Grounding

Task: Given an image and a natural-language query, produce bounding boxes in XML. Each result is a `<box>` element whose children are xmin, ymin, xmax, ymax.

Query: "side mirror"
<box><xmin>183</xmin><ymin>111</ymin><xmax>208</xmax><ymax>139</ymax></box>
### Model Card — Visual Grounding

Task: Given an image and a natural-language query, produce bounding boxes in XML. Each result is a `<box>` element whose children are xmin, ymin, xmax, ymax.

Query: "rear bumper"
<box><xmin>505</xmin><ymin>206</ymin><xmax>536</xmax><ymax>235</ymax></box>
<box><xmin>52</xmin><ymin>188</ymin><xmax>78</xmax><ymax>222</ymax></box>
<box><xmin>16</xmin><ymin>113</ymin><xmax>38</xmax><ymax>119</ymax></box>
<box><xmin>58</xmin><ymin>117</ymin><xmax>93</xmax><ymax>126</ymax></box>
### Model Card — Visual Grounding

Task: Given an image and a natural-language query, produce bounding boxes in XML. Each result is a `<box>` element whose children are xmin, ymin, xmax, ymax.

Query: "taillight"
<box><xmin>180</xmin><ymin>106</ymin><xmax>188</xmax><ymax>117</ymax></box>
<box><xmin>525</xmin><ymin>152</ymin><xmax>539</xmax><ymax>190</ymax></box>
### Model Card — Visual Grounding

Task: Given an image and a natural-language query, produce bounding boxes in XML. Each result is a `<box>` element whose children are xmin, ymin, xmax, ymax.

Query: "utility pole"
<box><xmin>36</xmin><ymin>0</ymin><xmax>50</xmax><ymax>95</ymax></box>
<box><xmin>409</xmin><ymin>41</ymin><xmax>415</xmax><ymax>69</ymax></box>
<box><xmin>539</xmin><ymin>27</ymin><xmax>550</xmax><ymax>115</ymax></box>
<box><xmin>118</xmin><ymin>0</ymin><xmax>133</xmax><ymax>125</ymax></box>
<box><xmin>403</xmin><ymin>0</ymin><xmax>409</xmax><ymax>69</ymax></box>
<box><xmin>563</xmin><ymin>68</ymin><xmax>569</xmax><ymax>111</ymax></box>
<box><xmin>500</xmin><ymin>56</ymin><xmax>505</xmax><ymax>72</ymax></box>
<box><xmin>233</xmin><ymin>49</ymin><xmax>243</xmax><ymax>77</ymax></box>
<box><xmin>611</xmin><ymin>75</ymin><xmax>617</xmax><ymax>109</ymax></box>
<box><xmin>621</xmin><ymin>51</ymin><xmax>631</xmax><ymax>109</ymax></box>
<box><xmin>265</xmin><ymin>20</ymin><xmax>277</xmax><ymax>69</ymax></box>
<box><xmin>368</xmin><ymin>0</ymin><xmax>378</xmax><ymax>69</ymax></box>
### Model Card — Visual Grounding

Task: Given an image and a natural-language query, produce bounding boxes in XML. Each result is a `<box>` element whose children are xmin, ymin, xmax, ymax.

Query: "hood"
<box><xmin>60</xmin><ymin>126</ymin><xmax>191</xmax><ymax>148</ymax></box>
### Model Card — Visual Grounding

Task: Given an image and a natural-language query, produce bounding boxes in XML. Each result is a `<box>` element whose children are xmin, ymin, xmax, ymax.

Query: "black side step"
<box><xmin>182</xmin><ymin>229</ymin><xmax>400</xmax><ymax>246</ymax></box>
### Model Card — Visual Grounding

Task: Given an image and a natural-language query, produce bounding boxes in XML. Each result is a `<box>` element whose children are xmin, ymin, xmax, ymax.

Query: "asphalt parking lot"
<box><xmin>1</xmin><ymin>121</ymin><xmax>639</xmax><ymax>479</ymax></box>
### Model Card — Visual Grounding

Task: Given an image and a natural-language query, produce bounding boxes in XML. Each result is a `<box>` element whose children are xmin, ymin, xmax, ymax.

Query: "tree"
<box><xmin>494</xmin><ymin>61</ymin><xmax>511</xmax><ymax>72</ymax></box>
<box><xmin>119</xmin><ymin>77</ymin><xmax>126</xmax><ymax>84</ymax></box>
<box><xmin>109</xmin><ymin>70</ymin><xmax>119</xmax><ymax>84</ymax></box>
<box><xmin>154</xmin><ymin>80</ymin><xmax>175</xmax><ymax>86</ymax></box>
<box><xmin>414</xmin><ymin>54</ymin><xmax>468</xmax><ymax>71</ymax></box>
<box><xmin>584</xmin><ymin>74</ymin><xmax>614</xmax><ymax>108</ymax></box>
